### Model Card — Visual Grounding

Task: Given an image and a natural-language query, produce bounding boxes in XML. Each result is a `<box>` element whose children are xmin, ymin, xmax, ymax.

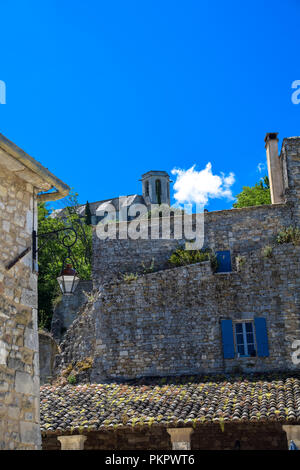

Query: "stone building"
<box><xmin>0</xmin><ymin>133</ymin><xmax>69</xmax><ymax>450</ymax></box>
<box><xmin>41</xmin><ymin>133</ymin><xmax>300</xmax><ymax>450</ymax></box>
<box><xmin>52</xmin><ymin>170</ymin><xmax>172</xmax><ymax>224</ymax></box>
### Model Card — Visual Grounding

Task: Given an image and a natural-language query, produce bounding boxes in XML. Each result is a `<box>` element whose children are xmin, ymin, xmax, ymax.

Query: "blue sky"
<box><xmin>0</xmin><ymin>0</ymin><xmax>299</xmax><ymax>212</ymax></box>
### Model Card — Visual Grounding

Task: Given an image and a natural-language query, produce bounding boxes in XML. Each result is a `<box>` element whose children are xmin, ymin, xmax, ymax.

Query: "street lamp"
<box><xmin>57</xmin><ymin>262</ymin><xmax>80</xmax><ymax>295</ymax></box>
<box><xmin>32</xmin><ymin>226</ymin><xmax>80</xmax><ymax>295</ymax></box>
<box><xmin>5</xmin><ymin>225</ymin><xmax>82</xmax><ymax>296</ymax></box>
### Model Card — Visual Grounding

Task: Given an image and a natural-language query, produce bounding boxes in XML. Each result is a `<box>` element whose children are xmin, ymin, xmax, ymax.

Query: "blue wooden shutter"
<box><xmin>254</xmin><ymin>318</ymin><xmax>269</xmax><ymax>357</ymax></box>
<box><xmin>215</xmin><ymin>250</ymin><xmax>232</xmax><ymax>273</ymax></box>
<box><xmin>221</xmin><ymin>319</ymin><xmax>235</xmax><ymax>358</ymax></box>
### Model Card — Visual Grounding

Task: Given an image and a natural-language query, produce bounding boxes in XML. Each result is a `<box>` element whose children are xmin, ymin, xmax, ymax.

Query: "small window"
<box><xmin>155</xmin><ymin>179</ymin><xmax>162</xmax><ymax>205</ymax></box>
<box><xmin>145</xmin><ymin>181</ymin><xmax>149</xmax><ymax>197</ymax></box>
<box><xmin>234</xmin><ymin>322</ymin><xmax>256</xmax><ymax>357</ymax></box>
<box><xmin>221</xmin><ymin>318</ymin><xmax>269</xmax><ymax>359</ymax></box>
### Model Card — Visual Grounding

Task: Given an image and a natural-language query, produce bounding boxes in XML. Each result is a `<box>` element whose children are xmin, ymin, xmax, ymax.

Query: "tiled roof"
<box><xmin>40</xmin><ymin>373</ymin><xmax>300</xmax><ymax>434</ymax></box>
<box><xmin>51</xmin><ymin>195</ymin><xmax>145</xmax><ymax>218</ymax></box>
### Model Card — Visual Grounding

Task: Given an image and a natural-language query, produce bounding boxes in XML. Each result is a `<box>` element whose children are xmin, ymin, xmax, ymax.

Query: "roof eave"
<box><xmin>0</xmin><ymin>132</ymin><xmax>70</xmax><ymax>202</ymax></box>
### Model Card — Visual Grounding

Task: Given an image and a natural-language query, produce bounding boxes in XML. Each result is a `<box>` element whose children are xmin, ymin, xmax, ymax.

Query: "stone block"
<box><xmin>24</xmin><ymin>328</ymin><xmax>38</xmax><ymax>352</ymax></box>
<box><xmin>20</xmin><ymin>289</ymin><xmax>37</xmax><ymax>309</ymax></box>
<box><xmin>15</xmin><ymin>371</ymin><xmax>34</xmax><ymax>395</ymax></box>
<box><xmin>20</xmin><ymin>422</ymin><xmax>41</xmax><ymax>447</ymax></box>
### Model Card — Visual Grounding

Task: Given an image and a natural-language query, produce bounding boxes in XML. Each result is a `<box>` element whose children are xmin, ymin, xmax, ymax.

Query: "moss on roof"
<box><xmin>40</xmin><ymin>372</ymin><xmax>300</xmax><ymax>435</ymax></box>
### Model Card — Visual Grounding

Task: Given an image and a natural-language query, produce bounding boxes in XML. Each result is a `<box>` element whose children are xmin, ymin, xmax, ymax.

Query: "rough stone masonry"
<box><xmin>0</xmin><ymin>166</ymin><xmax>41</xmax><ymax>449</ymax></box>
<box><xmin>0</xmin><ymin>133</ymin><xmax>69</xmax><ymax>450</ymax></box>
<box><xmin>53</xmin><ymin>135</ymin><xmax>300</xmax><ymax>383</ymax></box>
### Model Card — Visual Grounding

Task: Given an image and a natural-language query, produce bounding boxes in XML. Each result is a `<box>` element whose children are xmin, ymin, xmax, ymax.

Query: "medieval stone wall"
<box><xmin>39</xmin><ymin>330</ymin><xmax>59</xmax><ymax>385</ymax></box>
<box><xmin>54</xmin><ymin>136</ymin><xmax>300</xmax><ymax>384</ymax></box>
<box><xmin>55</xmin><ymin>243</ymin><xmax>300</xmax><ymax>382</ymax></box>
<box><xmin>51</xmin><ymin>280</ymin><xmax>93</xmax><ymax>342</ymax></box>
<box><xmin>281</xmin><ymin>137</ymin><xmax>300</xmax><ymax>224</ymax></box>
<box><xmin>92</xmin><ymin>202</ymin><xmax>292</xmax><ymax>287</ymax></box>
<box><xmin>92</xmin><ymin>138</ymin><xmax>300</xmax><ymax>289</ymax></box>
<box><xmin>92</xmin><ymin>234</ymin><xmax>183</xmax><ymax>286</ymax></box>
<box><xmin>0</xmin><ymin>165</ymin><xmax>41</xmax><ymax>450</ymax></box>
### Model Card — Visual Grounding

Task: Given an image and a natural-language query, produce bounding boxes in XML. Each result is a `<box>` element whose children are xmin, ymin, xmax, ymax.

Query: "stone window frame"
<box><xmin>233</xmin><ymin>319</ymin><xmax>258</xmax><ymax>358</ymax></box>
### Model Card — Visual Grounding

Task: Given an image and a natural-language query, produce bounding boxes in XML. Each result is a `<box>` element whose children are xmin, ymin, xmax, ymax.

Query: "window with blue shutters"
<box><xmin>221</xmin><ymin>318</ymin><xmax>269</xmax><ymax>359</ymax></box>
<box><xmin>221</xmin><ymin>319</ymin><xmax>235</xmax><ymax>358</ymax></box>
<box><xmin>254</xmin><ymin>317</ymin><xmax>269</xmax><ymax>357</ymax></box>
<box><xmin>234</xmin><ymin>322</ymin><xmax>256</xmax><ymax>357</ymax></box>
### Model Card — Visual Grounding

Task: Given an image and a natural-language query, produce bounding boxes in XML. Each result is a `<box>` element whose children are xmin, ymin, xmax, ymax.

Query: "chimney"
<box><xmin>265</xmin><ymin>132</ymin><xmax>285</xmax><ymax>204</ymax></box>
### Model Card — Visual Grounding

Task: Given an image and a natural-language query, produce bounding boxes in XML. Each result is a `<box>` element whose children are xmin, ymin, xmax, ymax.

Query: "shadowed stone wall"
<box><xmin>38</xmin><ymin>331</ymin><xmax>59</xmax><ymax>385</ymax></box>
<box><xmin>51</xmin><ymin>281</ymin><xmax>92</xmax><ymax>342</ymax></box>
<box><xmin>0</xmin><ymin>165</ymin><xmax>41</xmax><ymax>450</ymax></box>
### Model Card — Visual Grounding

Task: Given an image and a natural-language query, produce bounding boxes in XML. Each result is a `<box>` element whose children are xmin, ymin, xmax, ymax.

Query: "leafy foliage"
<box><xmin>168</xmin><ymin>248</ymin><xmax>218</xmax><ymax>271</ymax></box>
<box><xmin>141</xmin><ymin>258</ymin><xmax>155</xmax><ymax>274</ymax></box>
<box><xmin>38</xmin><ymin>191</ymin><xmax>92</xmax><ymax>330</ymax></box>
<box><xmin>262</xmin><ymin>245</ymin><xmax>273</xmax><ymax>258</ymax></box>
<box><xmin>85</xmin><ymin>201</ymin><xmax>92</xmax><ymax>225</ymax></box>
<box><xmin>122</xmin><ymin>272</ymin><xmax>139</xmax><ymax>282</ymax></box>
<box><xmin>68</xmin><ymin>375</ymin><xmax>77</xmax><ymax>385</ymax></box>
<box><xmin>276</xmin><ymin>226</ymin><xmax>300</xmax><ymax>246</ymax></box>
<box><xmin>233</xmin><ymin>176</ymin><xmax>271</xmax><ymax>208</ymax></box>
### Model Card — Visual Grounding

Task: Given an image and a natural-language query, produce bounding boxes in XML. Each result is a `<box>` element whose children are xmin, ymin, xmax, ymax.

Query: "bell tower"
<box><xmin>141</xmin><ymin>170</ymin><xmax>171</xmax><ymax>206</ymax></box>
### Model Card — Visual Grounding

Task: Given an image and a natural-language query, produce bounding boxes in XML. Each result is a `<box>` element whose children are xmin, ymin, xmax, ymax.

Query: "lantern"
<box><xmin>57</xmin><ymin>263</ymin><xmax>80</xmax><ymax>295</ymax></box>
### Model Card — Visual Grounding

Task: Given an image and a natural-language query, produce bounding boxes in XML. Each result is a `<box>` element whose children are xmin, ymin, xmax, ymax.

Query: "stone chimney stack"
<box><xmin>265</xmin><ymin>132</ymin><xmax>285</xmax><ymax>204</ymax></box>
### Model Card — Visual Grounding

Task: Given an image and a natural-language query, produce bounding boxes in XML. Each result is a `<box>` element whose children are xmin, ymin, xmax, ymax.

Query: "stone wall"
<box><xmin>281</xmin><ymin>137</ymin><xmax>300</xmax><ymax>224</ymax></box>
<box><xmin>54</xmin><ymin>136</ymin><xmax>300</xmax><ymax>383</ymax></box>
<box><xmin>42</xmin><ymin>422</ymin><xmax>288</xmax><ymax>450</ymax></box>
<box><xmin>56</xmin><ymin>243</ymin><xmax>300</xmax><ymax>382</ymax></box>
<box><xmin>0</xmin><ymin>165</ymin><xmax>41</xmax><ymax>449</ymax></box>
<box><xmin>92</xmin><ymin>137</ymin><xmax>300</xmax><ymax>288</ymax></box>
<box><xmin>92</xmin><ymin>234</ymin><xmax>183</xmax><ymax>286</ymax></box>
<box><xmin>51</xmin><ymin>280</ymin><xmax>92</xmax><ymax>342</ymax></box>
<box><xmin>92</xmin><ymin>203</ymin><xmax>292</xmax><ymax>287</ymax></box>
<box><xmin>39</xmin><ymin>331</ymin><xmax>59</xmax><ymax>385</ymax></box>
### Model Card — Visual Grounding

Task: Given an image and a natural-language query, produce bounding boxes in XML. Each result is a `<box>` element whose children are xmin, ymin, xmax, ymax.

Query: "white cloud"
<box><xmin>257</xmin><ymin>162</ymin><xmax>266</xmax><ymax>173</ymax></box>
<box><xmin>171</xmin><ymin>163</ymin><xmax>235</xmax><ymax>206</ymax></box>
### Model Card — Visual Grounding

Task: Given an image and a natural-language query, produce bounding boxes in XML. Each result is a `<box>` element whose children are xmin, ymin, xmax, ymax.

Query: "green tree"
<box><xmin>233</xmin><ymin>176</ymin><xmax>271</xmax><ymax>208</ymax></box>
<box><xmin>85</xmin><ymin>201</ymin><xmax>92</xmax><ymax>225</ymax></box>
<box><xmin>37</xmin><ymin>191</ymin><xmax>92</xmax><ymax>330</ymax></box>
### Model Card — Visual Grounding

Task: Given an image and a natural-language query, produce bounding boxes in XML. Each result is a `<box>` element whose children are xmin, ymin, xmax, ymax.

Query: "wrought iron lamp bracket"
<box><xmin>32</xmin><ymin>227</ymin><xmax>78</xmax><ymax>273</ymax></box>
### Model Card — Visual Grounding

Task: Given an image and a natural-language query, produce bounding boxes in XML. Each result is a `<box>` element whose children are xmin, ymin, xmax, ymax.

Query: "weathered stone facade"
<box><xmin>92</xmin><ymin>236</ymin><xmax>184</xmax><ymax>286</ymax></box>
<box><xmin>0</xmin><ymin>133</ymin><xmax>69</xmax><ymax>450</ymax></box>
<box><xmin>0</xmin><ymin>166</ymin><xmax>41</xmax><ymax>449</ymax></box>
<box><xmin>56</xmin><ymin>243</ymin><xmax>300</xmax><ymax>381</ymax></box>
<box><xmin>281</xmin><ymin>137</ymin><xmax>300</xmax><ymax>225</ymax></box>
<box><xmin>53</xmin><ymin>136</ymin><xmax>300</xmax><ymax>383</ymax></box>
<box><xmin>92</xmin><ymin>202</ymin><xmax>291</xmax><ymax>286</ymax></box>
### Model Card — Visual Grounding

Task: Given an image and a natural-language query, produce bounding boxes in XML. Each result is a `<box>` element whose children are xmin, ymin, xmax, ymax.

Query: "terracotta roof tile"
<box><xmin>40</xmin><ymin>373</ymin><xmax>300</xmax><ymax>434</ymax></box>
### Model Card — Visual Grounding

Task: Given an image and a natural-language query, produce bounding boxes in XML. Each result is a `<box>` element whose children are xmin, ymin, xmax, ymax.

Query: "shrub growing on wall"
<box><xmin>169</xmin><ymin>248</ymin><xmax>218</xmax><ymax>271</ymax></box>
<box><xmin>276</xmin><ymin>226</ymin><xmax>300</xmax><ymax>246</ymax></box>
